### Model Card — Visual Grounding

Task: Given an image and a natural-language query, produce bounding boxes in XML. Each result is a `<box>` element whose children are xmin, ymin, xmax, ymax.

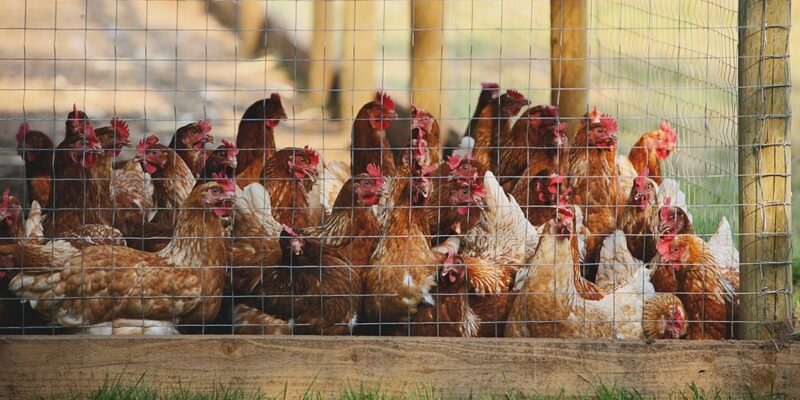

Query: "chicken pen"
<box><xmin>0</xmin><ymin>0</ymin><xmax>795</xmax><ymax>397</ymax></box>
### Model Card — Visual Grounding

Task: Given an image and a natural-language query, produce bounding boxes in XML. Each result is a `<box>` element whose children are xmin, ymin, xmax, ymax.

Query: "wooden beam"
<box><xmin>737</xmin><ymin>0</ymin><xmax>793</xmax><ymax>340</ymax></box>
<box><xmin>1</xmin><ymin>337</ymin><xmax>797</xmax><ymax>397</ymax></box>
<box><xmin>308</xmin><ymin>0</ymin><xmax>338</xmax><ymax>109</ymax></box>
<box><xmin>238</xmin><ymin>0</ymin><xmax>266</xmax><ymax>58</ymax></box>
<box><xmin>550</xmin><ymin>0</ymin><xmax>588</xmax><ymax>134</ymax></box>
<box><xmin>411</xmin><ymin>0</ymin><xmax>444</xmax><ymax>123</ymax></box>
<box><xmin>339</xmin><ymin>0</ymin><xmax>377</xmax><ymax>125</ymax></box>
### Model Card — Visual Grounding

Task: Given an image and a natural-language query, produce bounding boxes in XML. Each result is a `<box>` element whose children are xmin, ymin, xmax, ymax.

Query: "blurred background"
<box><xmin>0</xmin><ymin>0</ymin><xmax>795</xmax><ymax>310</ymax></box>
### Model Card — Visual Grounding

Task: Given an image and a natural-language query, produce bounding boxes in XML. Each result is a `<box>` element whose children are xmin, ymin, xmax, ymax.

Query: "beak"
<box><xmin>304</xmin><ymin>169</ymin><xmax>317</xmax><ymax>183</ymax></box>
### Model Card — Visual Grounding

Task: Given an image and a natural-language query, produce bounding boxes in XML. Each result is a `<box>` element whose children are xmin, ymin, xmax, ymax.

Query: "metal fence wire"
<box><xmin>0</xmin><ymin>0</ymin><xmax>792</xmax><ymax>340</ymax></box>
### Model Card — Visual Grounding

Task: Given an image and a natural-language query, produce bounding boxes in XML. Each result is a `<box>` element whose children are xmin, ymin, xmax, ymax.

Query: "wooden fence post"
<box><xmin>238</xmin><ymin>0</ymin><xmax>266</xmax><ymax>58</ymax></box>
<box><xmin>411</xmin><ymin>0</ymin><xmax>444</xmax><ymax>123</ymax></box>
<box><xmin>550</xmin><ymin>0</ymin><xmax>588</xmax><ymax>134</ymax></box>
<box><xmin>737</xmin><ymin>0</ymin><xmax>792</xmax><ymax>340</ymax></box>
<box><xmin>339</xmin><ymin>0</ymin><xmax>377</xmax><ymax>127</ymax></box>
<box><xmin>308</xmin><ymin>1</ymin><xmax>338</xmax><ymax>109</ymax></box>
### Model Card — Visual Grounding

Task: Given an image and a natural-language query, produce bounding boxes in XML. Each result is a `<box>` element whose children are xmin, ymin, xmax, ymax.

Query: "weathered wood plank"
<box><xmin>411</xmin><ymin>0</ymin><xmax>444</xmax><ymax>124</ymax></box>
<box><xmin>551</xmin><ymin>0</ymin><xmax>588</xmax><ymax>135</ymax></box>
<box><xmin>0</xmin><ymin>337</ymin><xmax>797</xmax><ymax>398</ymax></box>
<box><xmin>737</xmin><ymin>0</ymin><xmax>793</xmax><ymax>340</ymax></box>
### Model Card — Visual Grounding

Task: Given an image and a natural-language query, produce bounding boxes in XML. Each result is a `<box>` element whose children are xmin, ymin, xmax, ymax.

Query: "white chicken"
<box><xmin>307</xmin><ymin>160</ymin><xmax>351</xmax><ymax>224</ymax></box>
<box><xmin>595</xmin><ymin>230</ymin><xmax>644</xmax><ymax>291</ymax></box>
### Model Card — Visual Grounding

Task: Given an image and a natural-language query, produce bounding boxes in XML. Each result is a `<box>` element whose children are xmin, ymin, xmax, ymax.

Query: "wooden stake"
<box><xmin>308</xmin><ymin>1</ymin><xmax>338</xmax><ymax>109</ymax></box>
<box><xmin>238</xmin><ymin>0</ymin><xmax>266</xmax><ymax>58</ymax></box>
<box><xmin>411</xmin><ymin>0</ymin><xmax>444</xmax><ymax>124</ymax></box>
<box><xmin>550</xmin><ymin>0</ymin><xmax>588</xmax><ymax>134</ymax></box>
<box><xmin>339</xmin><ymin>0</ymin><xmax>377</xmax><ymax>125</ymax></box>
<box><xmin>737</xmin><ymin>0</ymin><xmax>793</xmax><ymax>340</ymax></box>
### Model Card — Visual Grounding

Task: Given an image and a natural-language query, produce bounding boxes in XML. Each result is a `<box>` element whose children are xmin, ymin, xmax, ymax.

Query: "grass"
<box><xmin>55</xmin><ymin>378</ymin><xmax>786</xmax><ymax>400</ymax></box>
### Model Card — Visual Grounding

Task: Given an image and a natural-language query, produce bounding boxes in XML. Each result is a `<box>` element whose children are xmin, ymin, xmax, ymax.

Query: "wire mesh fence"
<box><xmin>0</xmin><ymin>0</ymin><xmax>792</xmax><ymax>340</ymax></box>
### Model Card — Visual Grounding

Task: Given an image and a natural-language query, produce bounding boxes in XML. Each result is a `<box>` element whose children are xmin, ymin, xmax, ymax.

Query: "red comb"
<box><xmin>16</xmin><ymin>122</ymin><xmax>29</xmax><ymax>144</ymax></box>
<box><xmin>550</xmin><ymin>175</ymin><xmax>565</xmax><ymax>184</ymax></box>
<box><xmin>505</xmin><ymin>89</ymin><xmax>527</xmax><ymax>102</ymax></box>
<box><xmin>84</xmin><ymin>123</ymin><xmax>99</xmax><ymax>147</ymax></box>
<box><xmin>221</xmin><ymin>139</ymin><xmax>239</xmax><ymax>157</ymax></box>
<box><xmin>71</xmin><ymin>104</ymin><xmax>80</xmax><ymax>127</ymax></box>
<box><xmin>282</xmin><ymin>224</ymin><xmax>297</xmax><ymax>237</ymax></box>
<box><xmin>421</xmin><ymin>164</ymin><xmax>437</xmax><ymax>177</ymax></box>
<box><xmin>212</xmin><ymin>173</ymin><xmax>236</xmax><ymax>193</ymax></box>
<box><xmin>660</xmin><ymin>121</ymin><xmax>678</xmax><ymax>145</ymax></box>
<box><xmin>600</xmin><ymin>114</ymin><xmax>618</xmax><ymax>134</ymax></box>
<box><xmin>197</xmin><ymin>119</ymin><xmax>212</xmax><ymax>135</ymax></box>
<box><xmin>659</xmin><ymin>197</ymin><xmax>673</xmax><ymax>222</ymax></box>
<box><xmin>366</xmin><ymin>163</ymin><xmax>382</xmax><ymax>179</ymax></box>
<box><xmin>303</xmin><ymin>145</ymin><xmax>320</xmax><ymax>166</ymax></box>
<box><xmin>481</xmin><ymin>82</ymin><xmax>500</xmax><ymax>99</ymax></box>
<box><xmin>446</xmin><ymin>155</ymin><xmax>462</xmax><ymax>171</ymax></box>
<box><xmin>137</xmin><ymin>134</ymin><xmax>160</xmax><ymax>157</ymax></box>
<box><xmin>110</xmin><ymin>117</ymin><xmax>130</xmax><ymax>140</ymax></box>
<box><xmin>2</xmin><ymin>189</ymin><xmax>10</xmax><ymax>203</ymax></box>
<box><xmin>376</xmin><ymin>91</ymin><xmax>395</xmax><ymax>112</ymax></box>
<box><xmin>270</xmin><ymin>92</ymin><xmax>282</xmax><ymax>103</ymax></box>
<box><xmin>545</xmin><ymin>105</ymin><xmax>558</xmax><ymax>118</ymax></box>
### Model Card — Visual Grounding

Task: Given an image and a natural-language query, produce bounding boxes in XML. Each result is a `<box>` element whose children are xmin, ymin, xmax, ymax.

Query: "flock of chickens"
<box><xmin>0</xmin><ymin>84</ymin><xmax>739</xmax><ymax>340</ymax></box>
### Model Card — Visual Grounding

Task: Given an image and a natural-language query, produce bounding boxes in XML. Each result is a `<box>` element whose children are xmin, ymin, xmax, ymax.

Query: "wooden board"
<box><xmin>1</xmin><ymin>336</ymin><xmax>798</xmax><ymax>398</ymax></box>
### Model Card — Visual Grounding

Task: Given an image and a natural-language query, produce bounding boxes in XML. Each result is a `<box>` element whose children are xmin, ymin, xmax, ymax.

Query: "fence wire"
<box><xmin>0</xmin><ymin>0</ymin><xmax>792</xmax><ymax>340</ymax></box>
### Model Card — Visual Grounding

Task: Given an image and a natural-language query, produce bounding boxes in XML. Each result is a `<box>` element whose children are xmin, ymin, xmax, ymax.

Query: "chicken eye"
<box><xmin>363</xmin><ymin>181</ymin><xmax>372</xmax><ymax>187</ymax></box>
<box><xmin>210</xmin><ymin>188</ymin><xmax>221</xmax><ymax>195</ymax></box>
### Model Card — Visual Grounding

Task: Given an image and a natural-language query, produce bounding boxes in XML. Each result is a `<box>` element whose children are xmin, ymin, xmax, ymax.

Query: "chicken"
<box><xmin>91</xmin><ymin>118</ymin><xmax>133</xmax><ymax>224</ymax></box>
<box><xmin>566</xmin><ymin>107</ymin><xmax>620</xmax><ymax>273</ymax></box>
<box><xmin>199</xmin><ymin>139</ymin><xmax>238</xmax><ymax>184</ymax></box>
<box><xmin>259</xmin><ymin>146</ymin><xmax>320</xmax><ymax>228</ymax></box>
<box><xmin>466</xmin><ymin>85</ymin><xmax>529</xmax><ymax>170</ymax></box>
<box><xmin>506</xmin><ymin>206</ymin><xmax>655</xmax><ymax>339</ymax></box>
<box><xmin>125</xmin><ymin>135</ymin><xmax>195</xmax><ymax>252</ymax></box>
<box><xmin>234</xmin><ymin>304</ymin><xmax>291</xmax><ymax>335</ymax></box>
<box><xmin>510</xmin><ymin>168</ymin><xmax>563</xmax><ymax>227</ymax></box>
<box><xmin>45</xmin><ymin>117</ymin><xmax>106</xmax><ymax>238</ymax></box>
<box><xmin>16</xmin><ymin>122</ymin><xmax>54</xmax><ymax>208</ymax></box>
<box><xmin>642</xmin><ymin>293</ymin><xmax>688</xmax><ymax>339</ymax></box>
<box><xmin>410</xmin><ymin>105</ymin><xmax>441</xmax><ymax>166</ymax></box>
<box><xmin>168</xmin><ymin>120</ymin><xmax>214</xmax><ymax>178</ymax></box>
<box><xmin>9</xmin><ymin>179</ymin><xmax>236</xmax><ymax>328</ymax></box>
<box><xmin>228</xmin><ymin>183</ymin><xmax>283</xmax><ymax>297</ymax></box>
<box><xmin>425</xmin><ymin>155</ymin><xmax>487</xmax><ymax>244</ymax></box>
<box><xmin>235</xmin><ymin>93</ymin><xmax>288</xmax><ymax>188</ymax></box>
<box><xmin>364</xmin><ymin>165</ymin><xmax>438</xmax><ymax>332</ymax></box>
<box><xmin>302</xmin><ymin>163</ymin><xmax>384</xmax><ymax>270</ymax></box>
<box><xmin>307</xmin><ymin>160</ymin><xmax>351</xmax><ymax>223</ymax></box>
<box><xmin>64</xmin><ymin>104</ymin><xmax>91</xmax><ymax>141</ymax></box>
<box><xmin>656</xmin><ymin>234</ymin><xmax>735</xmax><ymax>339</ymax></box>
<box><xmin>411</xmin><ymin>250</ymin><xmax>514</xmax><ymax>337</ymax></box>
<box><xmin>351</xmin><ymin>92</ymin><xmax>398</xmax><ymax>177</ymax></box>
<box><xmin>595</xmin><ymin>230</ymin><xmax>644</xmax><ymax>291</ymax></box>
<box><xmin>617</xmin><ymin>168</ymin><xmax>660</xmax><ymax>262</ymax></box>
<box><xmin>617</xmin><ymin>122</ymin><xmax>678</xmax><ymax>199</ymax></box>
<box><xmin>111</xmin><ymin>157</ymin><xmax>155</xmax><ymax>236</ymax></box>
<box><xmin>238</xmin><ymin>226</ymin><xmax>360</xmax><ymax>335</ymax></box>
<box><xmin>497</xmin><ymin>105</ymin><xmax>567</xmax><ymax>192</ymax></box>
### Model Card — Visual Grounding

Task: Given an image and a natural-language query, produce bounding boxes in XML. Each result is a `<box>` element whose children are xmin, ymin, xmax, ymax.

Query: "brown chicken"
<box><xmin>236</xmin><ymin>93</ymin><xmax>288</xmax><ymax>188</ymax></box>
<box><xmin>510</xmin><ymin>168</ymin><xmax>563</xmax><ymax>227</ymax></box>
<box><xmin>45</xmin><ymin>119</ymin><xmax>106</xmax><ymax>238</ymax></box>
<box><xmin>126</xmin><ymin>135</ymin><xmax>195</xmax><ymax>252</ymax></box>
<box><xmin>199</xmin><ymin>139</ymin><xmax>238</xmax><ymax>184</ymax></box>
<box><xmin>618</xmin><ymin>169</ymin><xmax>659</xmax><ymax>262</ymax></box>
<box><xmin>656</xmin><ymin>234</ymin><xmax>735</xmax><ymax>339</ymax></box>
<box><xmin>169</xmin><ymin>120</ymin><xmax>214</xmax><ymax>178</ymax></box>
<box><xmin>364</xmin><ymin>164</ymin><xmax>438</xmax><ymax>333</ymax></box>
<box><xmin>642</xmin><ymin>293</ymin><xmax>688</xmax><ymax>339</ymax></box>
<box><xmin>497</xmin><ymin>105</ymin><xmax>567</xmax><ymax>193</ymax></box>
<box><xmin>91</xmin><ymin>118</ymin><xmax>133</xmax><ymax>223</ymax></box>
<box><xmin>16</xmin><ymin>122</ymin><xmax>54</xmax><ymax>208</ymax></box>
<box><xmin>627</xmin><ymin>122</ymin><xmax>678</xmax><ymax>185</ymax></box>
<box><xmin>238</xmin><ymin>226</ymin><xmax>360</xmax><ymax>335</ymax></box>
<box><xmin>65</xmin><ymin>104</ymin><xmax>91</xmax><ymax>141</ymax></box>
<box><xmin>260</xmin><ymin>146</ymin><xmax>320</xmax><ymax>228</ymax></box>
<box><xmin>566</xmin><ymin>107</ymin><xmax>620</xmax><ymax>273</ymax></box>
<box><xmin>410</xmin><ymin>105</ymin><xmax>441</xmax><ymax>166</ymax></box>
<box><xmin>411</xmin><ymin>251</ymin><xmax>515</xmax><ymax>337</ymax></box>
<box><xmin>467</xmin><ymin>86</ymin><xmax>529</xmax><ymax>170</ymax></box>
<box><xmin>425</xmin><ymin>155</ymin><xmax>486</xmax><ymax>243</ymax></box>
<box><xmin>9</xmin><ymin>179</ymin><xmax>235</xmax><ymax>328</ymax></box>
<box><xmin>351</xmin><ymin>92</ymin><xmax>398</xmax><ymax>177</ymax></box>
<box><xmin>302</xmin><ymin>163</ymin><xmax>384</xmax><ymax>271</ymax></box>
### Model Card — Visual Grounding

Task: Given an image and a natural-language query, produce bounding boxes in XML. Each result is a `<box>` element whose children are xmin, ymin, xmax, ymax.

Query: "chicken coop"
<box><xmin>0</xmin><ymin>0</ymin><xmax>796</xmax><ymax>398</ymax></box>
